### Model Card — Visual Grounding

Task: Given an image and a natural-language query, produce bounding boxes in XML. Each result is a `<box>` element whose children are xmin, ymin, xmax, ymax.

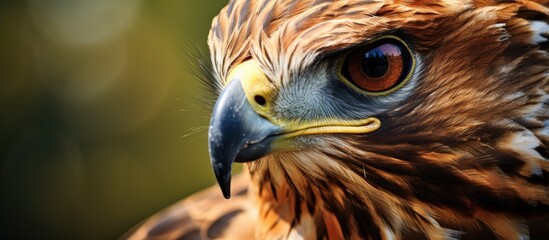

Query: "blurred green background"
<box><xmin>0</xmin><ymin>0</ymin><xmax>227</xmax><ymax>239</ymax></box>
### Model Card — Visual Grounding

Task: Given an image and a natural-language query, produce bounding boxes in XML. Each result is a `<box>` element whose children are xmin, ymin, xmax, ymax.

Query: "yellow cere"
<box><xmin>226</xmin><ymin>60</ymin><xmax>276</xmax><ymax>120</ymax></box>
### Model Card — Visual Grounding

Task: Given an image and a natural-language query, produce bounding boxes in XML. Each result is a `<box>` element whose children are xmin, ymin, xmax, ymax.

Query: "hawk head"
<box><xmin>207</xmin><ymin>0</ymin><xmax>548</xmax><ymax>238</ymax></box>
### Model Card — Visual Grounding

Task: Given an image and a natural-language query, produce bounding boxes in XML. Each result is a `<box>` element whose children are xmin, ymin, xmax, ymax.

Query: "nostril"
<box><xmin>254</xmin><ymin>95</ymin><xmax>266</xmax><ymax>106</ymax></box>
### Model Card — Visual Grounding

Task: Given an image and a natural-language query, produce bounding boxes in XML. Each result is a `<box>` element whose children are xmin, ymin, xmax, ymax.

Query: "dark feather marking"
<box><xmin>306</xmin><ymin>187</ymin><xmax>316</xmax><ymax>216</ymax></box>
<box><xmin>225</xmin><ymin>0</ymin><xmax>235</xmax><ymax>19</ymax></box>
<box><xmin>327</xmin><ymin>143</ymin><xmax>418</xmax><ymax>177</ymax></box>
<box><xmin>207</xmin><ymin>209</ymin><xmax>243</xmax><ymax>238</ymax></box>
<box><xmin>266</xmin><ymin>217</ymin><xmax>280</xmax><ymax>233</ymax></box>
<box><xmin>264</xmin><ymin>169</ymin><xmax>278</xmax><ymax>201</ymax></box>
<box><xmin>354</xmin><ymin>210</ymin><xmax>382</xmax><ymax>240</ymax></box>
<box><xmin>235</xmin><ymin>187</ymin><xmax>248</xmax><ymax>196</ymax></box>
<box><xmin>314</xmin><ymin>214</ymin><xmax>328</xmax><ymax>240</ymax></box>
<box><xmin>262</xmin><ymin>205</ymin><xmax>272</xmax><ymax>219</ymax></box>
<box><xmin>291</xmin><ymin>194</ymin><xmax>301</xmax><ymax>228</ymax></box>
<box><xmin>347</xmin><ymin>190</ymin><xmax>382</xmax><ymax>240</ymax></box>
<box><xmin>237</xmin><ymin>0</ymin><xmax>251</xmax><ymax>29</ymax></box>
<box><xmin>177</xmin><ymin>229</ymin><xmax>200</xmax><ymax>240</ymax></box>
<box><xmin>321</xmin><ymin>191</ymin><xmax>352</xmax><ymax>238</ymax></box>
<box><xmin>524</xmin><ymin>169</ymin><xmax>549</xmax><ymax>184</ymax></box>
<box><xmin>494</xmin><ymin>150</ymin><xmax>526</xmax><ymax>174</ymax></box>
<box><xmin>335</xmin><ymin>152</ymin><xmax>412</xmax><ymax>196</ymax></box>
<box><xmin>269</xmin><ymin>181</ymin><xmax>278</xmax><ymax>201</ymax></box>
<box><xmin>332</xmin><ymin>113</ymin><xmax>549</xmax><ymax>218</ymax></box>
<box><xmin>294</xmin><ymin>163</ymin><xmax>317</xmax><ymax>215</ymax></box>
<box><xmin>514</xmin><ymin>117</ymin><xmax>545</xmax><ymax>129</ymax></box>
<box><xmin>517</xmin><ymin>8</ymin><xmax>549</xmax><ymax>22</ymax></box>
<box><xmin>278</xmin><ymin>162</ymin><xmax>303</xmax><ymax>221</ymax></box>
<box><xmin>359</xmin><ymin>168</ymin><xmax>412</xmax><ymax>198</ymax></box>
<box><xmin>313</xmin><ymin>177</ymin><xmax>384</xmax><ymax>240</ymax></box>
<box><xmin>534</xmin><ymin>145</ymin><xmax>549</xmax><ymax>159</ymax></box>
<box><xmin>148</xmin><ymin>215</ymin><xmax>192</xmax><ymax>237</ymax></box>
<box><xmin>402</xmin><ymin>205</ymin><xmax>430</xmax><ymax>227</ymax></box>
<box><xmin>341</xmin><ymin>134</ymin><xmax>540</xmax><ymax>216</ymax></box>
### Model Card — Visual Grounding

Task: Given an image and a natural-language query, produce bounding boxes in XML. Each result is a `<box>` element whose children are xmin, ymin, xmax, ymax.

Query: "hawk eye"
<box><xmin>340</xmin><ymin>37</ymin><xmax>414</xmax><ymax>94</ymax></box>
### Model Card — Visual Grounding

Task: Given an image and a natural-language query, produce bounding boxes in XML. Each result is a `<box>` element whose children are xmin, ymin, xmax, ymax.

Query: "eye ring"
<box><xmin>338</xmin><ymin>35</ymin><xmax>415</xmax><ymax>96</ymax></box>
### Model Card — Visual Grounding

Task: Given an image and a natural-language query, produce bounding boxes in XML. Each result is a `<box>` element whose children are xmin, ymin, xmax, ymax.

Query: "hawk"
<box><xmin>126</xmin><ymin>0</ymin><xmax>549</xmax><ymax>239</ymax></box>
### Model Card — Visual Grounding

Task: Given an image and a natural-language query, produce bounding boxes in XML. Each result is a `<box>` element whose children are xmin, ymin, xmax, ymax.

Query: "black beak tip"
<box><xmin>213</xmin><ymin>168</ymin><xmax>232</xmax><ymax>199</ymax></box>
<box><xmin>221</xmin><ymin>182</ymin><xmax>231</xmax><ymax>199</ymax></box>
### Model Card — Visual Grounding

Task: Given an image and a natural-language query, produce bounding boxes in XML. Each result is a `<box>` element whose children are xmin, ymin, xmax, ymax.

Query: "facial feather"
<box><xmin>206</xmin><ymin>0</ymin><xmax>549</xmax><ymax>239</ymax></box>
<box><xmin>120</xmin><ymin>2</ymin><xmax>549</xmax><ymax>239</ymax></box>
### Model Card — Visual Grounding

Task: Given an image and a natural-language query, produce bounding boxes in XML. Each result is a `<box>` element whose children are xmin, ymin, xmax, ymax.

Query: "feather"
<box><xmin>125</xmin><ymin>1</ymin><xmax>549</xmax><ymax>239</ymax></box>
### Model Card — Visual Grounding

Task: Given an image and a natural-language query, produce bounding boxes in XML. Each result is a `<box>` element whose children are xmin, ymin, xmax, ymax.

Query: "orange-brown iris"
<box><xmin>343</xmin><ymin>42</ymin><xmax>409</xmax><ymax>93</ymax></box>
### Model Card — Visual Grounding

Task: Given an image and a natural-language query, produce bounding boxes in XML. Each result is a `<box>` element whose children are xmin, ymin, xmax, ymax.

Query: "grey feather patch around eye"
<box><xmin>271</xmin><ymin>56</ymin><xmax>423</xmax><ymax>122</ymax></box>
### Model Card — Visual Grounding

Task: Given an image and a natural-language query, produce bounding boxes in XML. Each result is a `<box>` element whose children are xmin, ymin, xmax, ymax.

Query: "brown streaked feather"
<box><xmin>127</xmin><ymin>0</ymin><xmax>549</xmax><ymax>239</ymax></box>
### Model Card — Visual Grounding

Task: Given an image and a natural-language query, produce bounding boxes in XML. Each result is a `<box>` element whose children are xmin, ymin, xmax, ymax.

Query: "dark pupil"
<box><xmin>361</xmin><ymin>47</ymin><xmax>388</xmax><ymax>78</ymax></box>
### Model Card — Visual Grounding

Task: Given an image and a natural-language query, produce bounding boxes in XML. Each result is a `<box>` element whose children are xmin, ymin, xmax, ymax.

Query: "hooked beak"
<box><xmin>208</xmin><ymin>79</ymin><xmax>282</xmax><ymax>199</ymax></box>
<box><xmin>208</xmin><ymin>60</ymin><xmax>381</xmax><ymax>199</ymax></box>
